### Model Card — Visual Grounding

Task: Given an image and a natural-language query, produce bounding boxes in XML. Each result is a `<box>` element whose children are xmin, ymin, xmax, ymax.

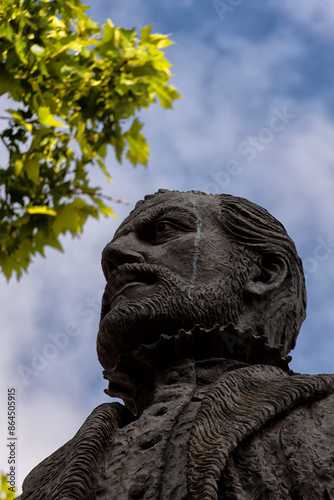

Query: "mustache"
<box><xmin>100</xmin><ymin>262</ymin><xmax>191</xmax><ymax>321</ymax></box>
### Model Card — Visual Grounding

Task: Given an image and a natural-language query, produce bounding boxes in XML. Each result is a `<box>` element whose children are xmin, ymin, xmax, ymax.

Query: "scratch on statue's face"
<box><xmin>188</xmin><ymin>191</ymin><xmax>203</xmax><ymax>300</ymax></box>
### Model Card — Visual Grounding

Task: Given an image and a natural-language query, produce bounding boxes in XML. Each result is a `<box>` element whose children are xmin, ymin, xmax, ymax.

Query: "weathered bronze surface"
<box><xmin>21</xmin><ymin>190</ymin><xmax>334</xmax><ymax>499</ymax></box>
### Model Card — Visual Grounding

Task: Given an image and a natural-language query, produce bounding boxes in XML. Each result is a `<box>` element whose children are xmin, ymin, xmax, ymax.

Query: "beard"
<box><xmin>97</xmin><ymin>263</ymin><xmax>246</xmax><ymax>371</ymax></box>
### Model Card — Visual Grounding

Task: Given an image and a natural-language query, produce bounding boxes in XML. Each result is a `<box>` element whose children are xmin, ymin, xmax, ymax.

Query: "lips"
<box><xmin>111</xmin><ymin>269</ymin><xmax>156</xmax><ymax>298</ymax></box>
<box><xmin>101</xmin><ymin>264</ymin><xmax>157</xmax><ymax>316</ymax></box>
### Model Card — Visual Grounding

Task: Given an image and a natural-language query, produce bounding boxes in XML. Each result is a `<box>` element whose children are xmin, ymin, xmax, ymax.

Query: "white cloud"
<box><xmin>88</xmin><ymin>0</ymin><xmax>150</xmax><ymax>28</ymax></box>
<box><xmin>234</xmin><ymin>107</ymin><xmax>334</xmax><ymax>227</ymax></box>
<box><xmin>269</xmin><ymin>0</ymin><xmax>334</xmax><ymax>37</ymax></box>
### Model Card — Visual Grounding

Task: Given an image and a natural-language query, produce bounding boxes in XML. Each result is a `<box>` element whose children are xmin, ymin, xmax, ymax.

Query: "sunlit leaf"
<box><xmin>93</xmin><ymin>196</ymin><xmax>116</xmax><ymax>217</ymax></box>
<box><xmin>14</xmin><ymin>159</ymin><xmax>24</xmax><ymax>176</ymax></box>
<box><xmin>96</xmin><ymin>157</ymin><xmax>111</xmax><ymax>182</ymax></box>
<box><xmin>37</xmin><ymin>106</ymin><xmax>64</xmax><ymax>127</ymax></box>
<box><xmin>125</xmin><ymin>118</ymin><xmax>150</xmax><ymax>165</ymax></box>
<box><xmin>102</xmin><ymin>19</ymin><xmax>115</xmax><ymax>44</ymax></box>
<box><xmin>26</xmin><ymin>206</ymin><xmax>57</xmax><ymax>216</ymax></box>
<box><xmin>1</xmin><ymin>471</ymin><xmax>16</xmax><ymax>499</ymax></box>
<box><xmin>30</xmin><ymin>44</ymin><xmax>45</xmax><ymax>56</ymax></box>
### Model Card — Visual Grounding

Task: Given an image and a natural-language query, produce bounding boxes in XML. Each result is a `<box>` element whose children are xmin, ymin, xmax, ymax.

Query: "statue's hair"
<box><xmin>217</xmin><ymin>194</ymin><xmax>306</xmax><ymax>356</ymax></box>
<box><xmin>134</xmin><ymin>189</ymin><xmax>306</xmax><ymax>356</ymax></box>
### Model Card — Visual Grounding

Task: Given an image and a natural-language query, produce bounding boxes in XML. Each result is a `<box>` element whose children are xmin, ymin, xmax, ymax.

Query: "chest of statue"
<box><xmin>96</xmin><ymin>362</ymin><xmax>334</xmax><ymax>500</ymax></box>
<box><xmin>96</xmin><ymin>359</ymin><xmax>202</xmax><ymax>499</ymax></box>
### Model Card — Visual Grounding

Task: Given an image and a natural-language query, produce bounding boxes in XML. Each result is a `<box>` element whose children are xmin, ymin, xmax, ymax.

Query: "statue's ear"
<box><xmin>245</xmin><ymin>254</ymin><xmax>288</xmax><ymax>295</ymax></box>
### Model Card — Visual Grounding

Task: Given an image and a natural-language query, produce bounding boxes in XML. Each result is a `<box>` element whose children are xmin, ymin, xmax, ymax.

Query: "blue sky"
<box><xmin>1</xmin><ymin>0</ymin><xmax>334</xmax><ymax>491</ymax></box>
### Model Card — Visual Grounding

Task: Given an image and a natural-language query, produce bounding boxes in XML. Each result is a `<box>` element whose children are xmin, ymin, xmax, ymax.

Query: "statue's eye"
<box><xmin>150</xmin><ymin>218</ymin><xmax>192</xmax><ymax>242</ymax></box>
<box><xmin>155</xmin><ymin>220</ymin><xmax>172</xmax><ymax>235</ymax></box>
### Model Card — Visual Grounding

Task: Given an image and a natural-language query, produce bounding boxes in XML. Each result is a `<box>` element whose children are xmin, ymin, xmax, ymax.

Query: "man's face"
<box><xmin>97</xmin><ymin>191</ymin><xmax>245</xmax><ymax>369</ymax></box>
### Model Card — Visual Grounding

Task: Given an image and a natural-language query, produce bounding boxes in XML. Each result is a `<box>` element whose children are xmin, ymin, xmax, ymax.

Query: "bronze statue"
<box><xmin>21</xmin><ymin>190</ymin><xmax>334</xmax><ymax>499</ymax></box>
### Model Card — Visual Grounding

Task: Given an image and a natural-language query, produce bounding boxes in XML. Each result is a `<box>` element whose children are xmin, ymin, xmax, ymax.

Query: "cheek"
<box><xmin>152</xmin><ymin>237</ymin><xmax>200</xmax><ymax>278</ymax></box>
<box><xmin>195</xmin><ymin>241</ymin><xmax>232</xmax><ymax>282</ymax></box>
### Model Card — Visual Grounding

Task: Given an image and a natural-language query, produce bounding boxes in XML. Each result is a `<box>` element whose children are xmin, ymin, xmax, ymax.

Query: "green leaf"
<box><xmin>1</xmin><ymin>471</ymin><xmax>16</xmax><ymax>499</ymax></box>
<box><xmin>25</xmin><ymin>159</ymin><xmax>40</xmax><ymax>184</ymax></box>
<box><xmin>14</xmin><ymin>37</ymin><xmax>28</xmax><ymax>64</ymax></box>
<box><xmin>53</xmin><ymin>198</ymin><xmax>97</xmax><ymax>237</ymax></box>
<box><xmin>14</xmin><ymin>159</ymin><xmax>24</xmax><ymax>176</ymax></box>
<box><xmin>125</xmin><ymin>118</ymin><xmax>150</xmax><ymax>165</ymax></box>
<box><xmin>111</xmin><ymin>122</ymin><xmax>125</xmax><ymax>163</ymax></box>
<box><xmin>26</xmin><ymin>206</ymin><xmax>57</xmax><ymax>216</ymax></box>
<box><xmin>8</xmin><ymin>110</ymin><xmax>33</xmax><ymax>131</ymax></box>
<box><xmin>30</xmin><ymin>44</ymin><xmax>45</xmax><ymax>56</ymax></box>
<box><xmin>151</xmin><ymin>81</ymin><xmax>180</xmax><ymax>109</ymax></box>
<box><xmin>37</xmin><ymin>106</ymin><xmax>64</xmax><ymax>127</ymax></box>
<box><xmin>149</xmin><ymin>34</ymin><xmax>174</xmax><ymax>49</ymax></box>
<box><xmin>102</xmin><ymin>19</ymin><xmax>115</xmax><ymax>43</ymax></box>
<box><xmin>96</xmin><ymin>157</ymin><xmax>111</xmax><ymax>181</ymax></box>
<box><xmin>49</xmin><ymin>15</ymin><xmax>66</xmax><ymax>31</ymax></box>
<box><xmin>141</xmin><ymin>25</ymin><xmax>153</xmax><ymax>42</ymax></box>
<box><xmin>93</xmin><ymin>196</ymin><xmax>115</xmax><ymax>217</ymax></box>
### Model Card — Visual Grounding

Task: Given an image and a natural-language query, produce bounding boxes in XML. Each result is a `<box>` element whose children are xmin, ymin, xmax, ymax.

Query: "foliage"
<box><xmin>0</xmin><ymin>0</ymin><xmax>180</xmax><ymax>279</ymax></box>
<box><xmin>0</xmin><ymin>473</ymin><xmax>16</xmax><ymax>499</ymax></box>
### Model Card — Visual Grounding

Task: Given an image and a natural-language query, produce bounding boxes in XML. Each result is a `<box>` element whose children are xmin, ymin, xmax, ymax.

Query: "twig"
<box><xmin>99</xmin><ymin>193</ymin><xmax>130</xmax><ymax>205</ymax></box>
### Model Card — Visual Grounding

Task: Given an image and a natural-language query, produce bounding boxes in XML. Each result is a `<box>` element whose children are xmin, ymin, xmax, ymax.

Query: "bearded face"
<box><xmin>97</xmin><ymin>191</ymin><xmax>248</xmax><ymax>370</ymax></box>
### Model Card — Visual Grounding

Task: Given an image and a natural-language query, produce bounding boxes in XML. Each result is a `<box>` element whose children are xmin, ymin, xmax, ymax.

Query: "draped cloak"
<box><xmin>20</xmin><ymin>360</ymin><xmax>334</xmax><ymax>500</ymax></box>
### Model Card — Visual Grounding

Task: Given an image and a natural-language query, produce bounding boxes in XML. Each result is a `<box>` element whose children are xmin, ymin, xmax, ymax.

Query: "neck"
<box><xmin>102</xmin><ymin>323</ymin><xmax>292</xmax><ymax>415</ymax></box>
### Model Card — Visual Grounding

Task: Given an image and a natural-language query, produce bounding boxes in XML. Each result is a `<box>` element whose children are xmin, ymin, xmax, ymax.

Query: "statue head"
<box><xmin>97</xmin><ymin>190</ymin><xmax>306</xmax><ymax>372</ymax></box>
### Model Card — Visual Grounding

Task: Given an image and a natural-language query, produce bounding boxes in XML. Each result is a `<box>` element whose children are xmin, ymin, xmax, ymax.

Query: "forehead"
<box><xmin>113</xmin><ymin>191</ymin><xmax>219</xmax><ymax>238</ymax></box>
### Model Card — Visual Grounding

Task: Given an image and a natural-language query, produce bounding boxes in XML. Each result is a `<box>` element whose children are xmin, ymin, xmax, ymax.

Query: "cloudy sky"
<box><xmin>1</xmin><ymin>0</ymin><xmax>334</xmax><ymax>493</ymax></box>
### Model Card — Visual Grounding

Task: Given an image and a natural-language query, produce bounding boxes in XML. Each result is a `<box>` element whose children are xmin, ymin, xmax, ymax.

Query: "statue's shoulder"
<box><xmin>210</xmin><ymin>373</ymin><xmax>334</xmax><ymax>499</ymax></box>
<box><xmin>21</xmin><ymin>401</ymin><xmax>131</xmax><ymax>500</ymax></box>
<box><xmin>287</xmin><ymin>374</ymin><xmax>334</xmax><ymax>429</ymax></box>
<box><xmin>309</xmin><ymin>387</ymin><xmax>334</xmax><ymax>426</ymax></box>
<box><xmin>269</xmin><ymin>378</ymin><xmax>334</xmax><ymax>495</ymax></box>
<box><xmin>290</xmin><ymin>371</ymin><xmax>334</xmax><ymax>408</ymax></box>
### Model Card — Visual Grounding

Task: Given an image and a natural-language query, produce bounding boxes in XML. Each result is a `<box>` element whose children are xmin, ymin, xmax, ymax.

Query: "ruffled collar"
<box><xmin>103</xmin><ymin>323</ymin><xmax>292</xmax><ymax>414</ymax></box>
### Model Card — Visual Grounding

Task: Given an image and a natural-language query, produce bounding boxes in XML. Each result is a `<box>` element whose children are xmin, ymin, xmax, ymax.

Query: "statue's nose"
<box><xmin>101</xmin><ymin>239</ymin><xmax>145</xmax><ymax>280</ymax></box>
